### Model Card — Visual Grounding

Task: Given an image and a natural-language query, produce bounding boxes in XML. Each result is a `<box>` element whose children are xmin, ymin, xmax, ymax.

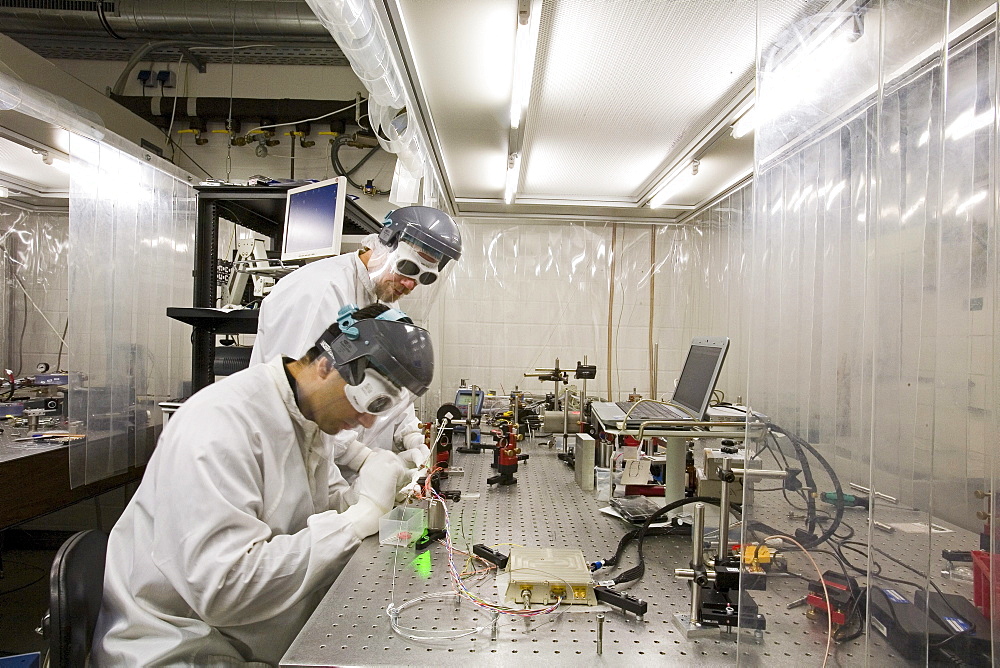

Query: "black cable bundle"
<box><xmin>749</xmin><ymin>422</ymin><xmax>846</xmax><ymax>549</ymax></box>
<box><xmin>595</xmin><ymin>496</ymin><xmax>741</xmax><ymax>585</ymax></box>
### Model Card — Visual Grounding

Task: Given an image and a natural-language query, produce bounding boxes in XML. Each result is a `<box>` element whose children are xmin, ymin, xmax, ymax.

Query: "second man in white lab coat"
<box><xmin>250</xmin><ymin>205</ymin><xmax>462</xmax><ymax>473</ymax></box>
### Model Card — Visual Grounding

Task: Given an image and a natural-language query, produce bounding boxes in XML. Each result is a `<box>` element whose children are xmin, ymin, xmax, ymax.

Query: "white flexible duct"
<box><xmin>306</xmin><ymin>0</ymin><xmax>424</xmax><ymax>181</ymax></box>
<box><xmin>0</xmin><ymin>71</ymin><xmax>105</xmax><ymax>141</ymax></box>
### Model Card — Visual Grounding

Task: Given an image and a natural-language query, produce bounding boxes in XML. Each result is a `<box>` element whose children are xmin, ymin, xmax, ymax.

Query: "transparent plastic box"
<box><xmin>379</xmin><ymin>506</ymin><xmax>426</xmax><ymax>547</ymax></box>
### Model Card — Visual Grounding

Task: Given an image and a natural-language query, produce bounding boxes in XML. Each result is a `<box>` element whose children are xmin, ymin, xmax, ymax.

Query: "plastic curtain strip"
<box><xmin>418</xmin><ymin>216</ymin><xmax>748</xmax><ymax>410</ymax></box>
<box><xmin>424</xmin><ymin>219</ymin><xmax>648</xmax><ymax>407</ymax></box>
<box><xmin>67</xmin><ymin>133</ymin><xmax>196</xmax><ymax>487</ymax></box>
<box><xmin>732</xmin><ymin>0</ymin><xmax>998</xmax><ymax>660</ymax></box>
<box><xmin>0</xmin><ymin>203</ymin><xmax>70</xmax><ymax>376</ymax></box>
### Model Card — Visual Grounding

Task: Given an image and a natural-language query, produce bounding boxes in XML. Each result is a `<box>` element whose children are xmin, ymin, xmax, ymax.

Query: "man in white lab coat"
<box><xmin>93</xmin><ymin>304</ymin><xmax>434</xmax><ymax>666</ymax></box>
<box><xmin>250</xmin><ymin>206</ymin><xmax>462</xmax><ymax>472</ymax></box>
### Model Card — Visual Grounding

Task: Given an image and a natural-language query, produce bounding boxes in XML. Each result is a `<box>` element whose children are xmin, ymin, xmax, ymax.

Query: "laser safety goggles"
<box><xmin>343</xmin><ymin>367</ymin><xmax>406</xmax><ymax>415</ymax></box>
<box><xmin>393</xmin><ymin>241</ymin><xmax>442</xmax><ymax>285</ymax></box>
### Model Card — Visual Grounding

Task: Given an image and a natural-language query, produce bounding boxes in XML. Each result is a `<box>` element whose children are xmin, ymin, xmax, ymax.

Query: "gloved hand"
<box><xmin>337</xmin><ymin>434</ymin><xmax>374</xmax><ymax>473</ymax></box>
<box><xmin>398</xmin><ymin>443</ymin><xmax>430</xmax><ymax>469</ymax></box>
<box><xmin>342</xmin><ymin>449</ymin><xmax>405</xmax><ymax>539</ymax></box>
<box><xmin>401</xmin><ymin>431</ymin><xmax>426</xmax><ymax>452</ymax></box>
<box><xmin>395</xmin><ymin>464</ymin><xmax>425</xmax><ymax>503</ymax></box>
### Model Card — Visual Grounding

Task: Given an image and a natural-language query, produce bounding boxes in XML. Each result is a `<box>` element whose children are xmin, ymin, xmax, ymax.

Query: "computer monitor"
<box><xmin>280</xmin><ymin>176</ymin><xmax>347</xmax><ymax>262</ymax></box>
<box><xmin>671</xmin><ymin>336</ymin><xmax>729</xmax><ymax>419</ymax></box>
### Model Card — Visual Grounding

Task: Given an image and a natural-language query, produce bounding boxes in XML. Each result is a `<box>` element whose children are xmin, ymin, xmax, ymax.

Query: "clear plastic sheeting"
<box><xmin>728</xmin><ymin>1</ymin><xmax>998</xmax><ymax>664</ymax></box>
<box><xmin>67</xmin><ymin>132</ymin><xmax>196</xmax><ymax>487</ymax></box>
<box><xmin>412</xmin><ymin>218</ymin><xmax>748</xmax><ymax>418</ymax></box>
<box><xmin>0</xmin><ymin>203</ymin><xmax>70</xmax><ymax>377</ymax></box>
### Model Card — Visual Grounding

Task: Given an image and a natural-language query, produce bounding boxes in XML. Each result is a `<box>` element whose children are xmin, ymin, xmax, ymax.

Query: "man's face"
<box><xmin>373</xmin><ymin>270</ymin><xmax>418</xmax><ymax>302</ymax></box>
<box><xmin>372</xmin><ymin>242</ymin><xmax>441</xmax><ymax>302</ymax></box>
<box><xmin>310</xmin><ymin>374</ymin><xmax>377</xmax><ymax>434</ymax></box>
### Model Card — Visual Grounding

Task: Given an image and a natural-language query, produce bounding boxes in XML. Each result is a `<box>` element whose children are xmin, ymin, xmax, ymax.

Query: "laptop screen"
<box><xmin>670</xmin><ymin>338</ymin><xmax>729</xmax><ymax>418</ymax></box>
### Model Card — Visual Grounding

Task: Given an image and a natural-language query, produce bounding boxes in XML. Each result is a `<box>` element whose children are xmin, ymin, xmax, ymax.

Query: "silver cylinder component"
<box><xmin>731</xmin><ymin>467</ymin><xmax>788</xmax><ymax>479</ymax></box>
<box><xmin>596</xmin><ymin>612</ymin><xmax>605</xmax><ymax>654</ymax></box>
<box><xmin>427</xmin><ymin>499</ymin><xmax>445</xmax><ymax>531</ymax></box>
<box><xmin>563</xmin><ymin>387</ymin><xmax>570</xmax><ymax>436</ymax></box>
<box><xmin>718</xmin><ymin>460</ymin><xmax>732</xmax><ymax>560</ymax></box>
<box><xmin>674</xmin><ymin>568</ymin><xmax>717</xmax><ymax>582</ymax></box>
<box><xmin>691</xmin><ymin>503</ymin><xmax>705</xmax><ymax>570</ymax></box>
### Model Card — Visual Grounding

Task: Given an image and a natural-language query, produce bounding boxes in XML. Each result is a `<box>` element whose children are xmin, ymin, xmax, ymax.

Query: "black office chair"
<box><xmin>40</xmin><ymin>529</ymin><xmax>108</xmax><ymax>668</ymax></box>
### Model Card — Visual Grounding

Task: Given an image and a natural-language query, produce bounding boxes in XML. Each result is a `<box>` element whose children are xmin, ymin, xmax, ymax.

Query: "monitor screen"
<box><xmin>281</xmin><ymin>176</ymin><xmax>347</xmax><ymax>262</ymax></box>
<box><xmin>671</xmin><ymin>337</ymin><xmax>729</xmax><ymax>418</ymax></box>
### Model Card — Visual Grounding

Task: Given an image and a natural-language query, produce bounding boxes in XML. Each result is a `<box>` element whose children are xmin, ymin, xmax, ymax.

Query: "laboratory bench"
<box><xmin>0</xmin><ymin>427</ymin><xmax>150</xmax><ymax>530</ymax></box>
<box><xmin>282</xmin><ymin>436</ymin><xmax>981</xmax><ymax>666</ymax></box>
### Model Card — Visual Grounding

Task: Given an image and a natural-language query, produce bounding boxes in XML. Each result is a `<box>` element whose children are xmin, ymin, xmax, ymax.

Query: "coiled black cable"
<box><xmin>762</xmin><ymin>422</ymin><xmax>846</xmax><ymax>549</ymax></box>
<box><xmin>597</xmin><ymin>495</ymin><xmax>742</xmax><ymax>585</ymax></box>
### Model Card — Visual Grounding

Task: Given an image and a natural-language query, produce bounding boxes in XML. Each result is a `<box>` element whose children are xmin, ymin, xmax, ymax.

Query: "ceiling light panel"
<box><xmin>397</xmin><ymin>0</ymin><xmax>515</xmax><ymax>199</ymax></box>
<box><xmin>521</xmin><ymin>0</ymin><xmax>759</xmax><ymax>201</ymax></box>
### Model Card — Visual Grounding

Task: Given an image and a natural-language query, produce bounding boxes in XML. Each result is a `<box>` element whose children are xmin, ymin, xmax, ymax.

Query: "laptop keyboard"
<box><xmin>615</xmin><ymin>401</ymin><xmax>690</xmax><ymax>420</ymax></box>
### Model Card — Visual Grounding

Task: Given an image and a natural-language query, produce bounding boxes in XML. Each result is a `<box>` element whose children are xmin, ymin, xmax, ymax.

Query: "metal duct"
<box><xmin>0</xmin><ymin>0</ymin><xmax>328</xmax><ymax>40</ymax></box>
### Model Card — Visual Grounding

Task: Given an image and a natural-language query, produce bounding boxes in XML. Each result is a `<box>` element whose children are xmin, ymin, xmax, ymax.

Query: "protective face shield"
<box><xmin>366</xmin><ymin>206</ymin><xmax>463</xmax><ymax>309</ymax></box>
<box><xmin>314</xmin><ymin>310</ymin><xmax>434</xmax><ymax>415</ymax></box>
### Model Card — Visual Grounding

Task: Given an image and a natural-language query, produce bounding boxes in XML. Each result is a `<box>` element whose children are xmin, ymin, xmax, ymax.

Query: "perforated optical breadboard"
<box><xmin>505</xmin><ymin>547</ymin><xmax>597</xmax><ymax>606</ymax></box>
<box><xmin>282</xmin><ymin>435</ymin><xmax>981</xmax><ymax>667</ymax></box>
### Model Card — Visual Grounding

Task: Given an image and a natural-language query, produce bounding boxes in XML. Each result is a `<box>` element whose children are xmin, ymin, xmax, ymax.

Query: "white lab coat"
<box><xmin>92</xmin><ymin>358</ymin><xmax>361</xmax><ymax>667</ymax></box>
<box><xmin>250</xmin><ymin>250</ymin><xmax>422</xmax><ymax>458</ymax></box>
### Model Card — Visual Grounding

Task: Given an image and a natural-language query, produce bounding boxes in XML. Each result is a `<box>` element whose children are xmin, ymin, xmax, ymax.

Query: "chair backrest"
<box><xmin>46</xmin><ymin>530</ymin><xmax>108</xmax><ymax>668</ymax></box>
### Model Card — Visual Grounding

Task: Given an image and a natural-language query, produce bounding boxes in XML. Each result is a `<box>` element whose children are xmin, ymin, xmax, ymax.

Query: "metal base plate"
<box><xmin>672</xmin><ymin>612</ymin><xmax>722</xmax><ymax>639</ymax></box>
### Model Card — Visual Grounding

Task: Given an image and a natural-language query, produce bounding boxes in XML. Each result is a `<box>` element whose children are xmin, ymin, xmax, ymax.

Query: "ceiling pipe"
<box><xmin>109</xmin><ymin>93</ymin><xmax>357</xmax><ymax>133</ymax></box>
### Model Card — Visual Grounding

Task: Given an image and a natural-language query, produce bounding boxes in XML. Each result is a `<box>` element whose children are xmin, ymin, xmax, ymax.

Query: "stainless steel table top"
<box><xmin>282</xmin><ymin>437</ymin><xmax>981</xmax><ymax>667</ymax></box>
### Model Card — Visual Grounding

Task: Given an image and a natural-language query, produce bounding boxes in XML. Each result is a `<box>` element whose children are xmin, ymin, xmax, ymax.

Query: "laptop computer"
<box><xmin>591</xmin><ymin>336</ymin><xmax>730</xmax><ymax>429</ymax></box>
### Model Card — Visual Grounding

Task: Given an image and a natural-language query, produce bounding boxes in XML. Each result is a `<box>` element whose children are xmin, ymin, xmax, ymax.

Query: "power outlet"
<box><xmin>156</xmin><ymin>70</ymin><xmax>176</xmax><ymax>88</ymax></box>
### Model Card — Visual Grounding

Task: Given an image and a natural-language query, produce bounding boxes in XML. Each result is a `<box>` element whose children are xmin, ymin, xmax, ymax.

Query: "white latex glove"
<box><xmin>398</xmin><ymin>444</ymin><xmax>430</xmax><ymax>469</ymax></box>
<box><xmin>401</xmin><ymin>431</ymin><xmax>425</xmax><ymax>452</ymax></box>
<box><xmin>395</xmin><ymin>464</ymin><xmax>425</xmax><ymax>503</ymax></box>
<box><xmin>342</xmin><ymin>450</ymin><xmax>406</xmax><ymax>540</ymax></box>
<box><xmin>338</xmin><ymin>435</ymin><xmax>374</xmax><ymax>473</ymax></box>
<box><xmin>359</xmin><ymin>449</ymin><xmax>406</xmax><ymax>509</ymax></box>
<box><xmin>340</xmin><ymin>496</ymin><xmax>383</xmax><ymax>540</ymax></box>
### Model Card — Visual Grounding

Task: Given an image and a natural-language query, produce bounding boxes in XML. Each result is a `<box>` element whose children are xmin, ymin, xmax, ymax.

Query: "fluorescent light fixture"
<box><xmin>0</xmin><ymin>186</ymin><xmax>8</xmax><ymax>198</ymax></box>
<box><xmin>649</xmin><ymin>159</ymin><xmax>699</xmax><ymax>208</ymax></box>
<box><xmin>504</xmin><ymin>153</ymin><xmax>521</xmax><ymax>203</ymax></box>
<box><xmin>731</xmin><ymin>105</ymin><xmax>756</xmax><ymax>138</ymax></box>
<box><xmin>509</xmin><ymin>2</ymin><xmax>539</xmax><ymax>130</ymax></box>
